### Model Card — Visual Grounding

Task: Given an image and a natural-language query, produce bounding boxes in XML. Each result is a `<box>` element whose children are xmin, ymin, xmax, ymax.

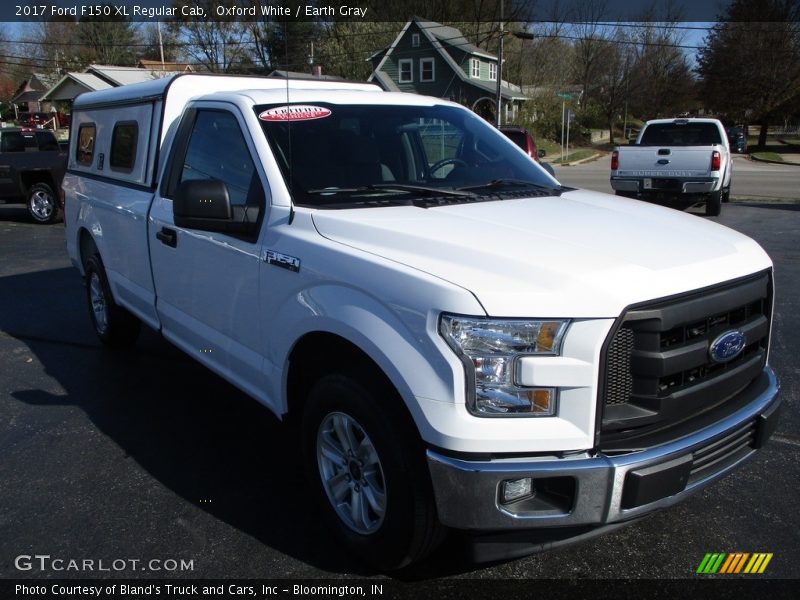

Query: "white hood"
<box><xmin>311</xmin><ymin>189</ymin><xmax>772</xmax><ymax>317</ymax></box>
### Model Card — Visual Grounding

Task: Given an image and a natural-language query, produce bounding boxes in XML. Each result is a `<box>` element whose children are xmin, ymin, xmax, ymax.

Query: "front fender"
<box><xmin>268</xmin><ymin>282</ymin><xmax>480</xmax><ymax>444</ymax></box>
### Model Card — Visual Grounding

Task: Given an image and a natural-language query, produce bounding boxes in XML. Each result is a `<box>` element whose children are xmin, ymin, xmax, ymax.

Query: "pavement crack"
<box><xmin>771</xmin><ymin>434</ymin><xmax>800</xmax><ymax>447</ymax></box>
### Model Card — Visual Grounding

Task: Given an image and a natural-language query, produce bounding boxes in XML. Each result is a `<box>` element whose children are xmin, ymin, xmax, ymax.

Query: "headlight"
<box><xmin>439</xmin><ymin>315</ymin><xmax>569</xmax><ymax>417</ymax></box>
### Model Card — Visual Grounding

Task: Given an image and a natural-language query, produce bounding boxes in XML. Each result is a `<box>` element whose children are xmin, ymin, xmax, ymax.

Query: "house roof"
<box><xmin>414</xmin><ymin>18</ymin><xmax>496</xmax><ymax>60</ymax></box>
<box><xmin>268</xmin><ymin>70</ymin><xmax>347</xmax><ymax>82</ymax></box>
<box><xmin>137</xmin><ymin>59</ymin><xmax>194</xmax><ymax>72</ymax></box>
<box><xmin>40</xmin><ymin>73</ymin><xmax>113</xmax><ymax>102</ymax></box>
<box><xmin>368</xmin><ymin>16</ymin><xmax>526</xmax><ymax>102</ymax></box>
<box><xmin>87</xmin><ymin>64</ymin><xmax>178</xmax><ymax>86</ymax></box>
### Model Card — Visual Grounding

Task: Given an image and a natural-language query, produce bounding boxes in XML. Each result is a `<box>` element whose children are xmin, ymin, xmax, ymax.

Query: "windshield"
<box><xmin>256</xmin><ymin>103</ymin><xmax>557</xmax><ymax>207</ymax></box>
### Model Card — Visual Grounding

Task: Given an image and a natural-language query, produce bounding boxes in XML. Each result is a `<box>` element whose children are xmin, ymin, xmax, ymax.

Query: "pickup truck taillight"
<box><xmin>611</xmin><ymin>150</ymin><xmax>619</xmax><ymax>170</ymax></box>
<box><xmin>711</xmin><ymin>150</ymin><xmax>721</xmax><ymax>171</ymax></box>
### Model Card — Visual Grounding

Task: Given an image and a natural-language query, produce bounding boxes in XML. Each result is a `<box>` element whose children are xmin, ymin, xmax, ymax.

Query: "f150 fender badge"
<box><xmin>709</xmin><ymin>330</ymin><xmax>746</xmax><ymax>363</ymax></box>
<box><xmin>264</xmin><ymin>250</ymin><xmax>300</xmax><ymax>273</ymax></box>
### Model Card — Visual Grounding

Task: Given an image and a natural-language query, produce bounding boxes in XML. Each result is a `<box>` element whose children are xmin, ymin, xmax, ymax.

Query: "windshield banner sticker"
<box><xmin>258</xmin><ymin>105</ymin><xmax>331</xmax><ymax>122</ymax></box>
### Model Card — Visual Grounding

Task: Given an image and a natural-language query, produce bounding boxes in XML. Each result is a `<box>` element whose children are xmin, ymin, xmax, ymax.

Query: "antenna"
<box><xmin>284</xmin><ymin>22</ymin><xmax>295</xmax><ymax>225</ymax></box>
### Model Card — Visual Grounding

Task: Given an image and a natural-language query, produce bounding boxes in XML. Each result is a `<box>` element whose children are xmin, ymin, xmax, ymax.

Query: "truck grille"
<box><xmin>599</xmin><ymin>271</ymin><xmax>771</xmax><ymax>447</ymax></box>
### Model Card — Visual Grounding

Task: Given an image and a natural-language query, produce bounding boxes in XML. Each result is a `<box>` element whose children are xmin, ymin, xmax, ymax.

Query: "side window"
<box><xmin>36</xmin><ymin>132</ymin><xmax>59</xmax><ymax>152</ymax></box>
<box><xmin>179</xmin><ymin>110</ymin><xmax>259</xmax><ymax>207</ymax></box>
<box><xmin>76</xmin><ymin>124</ymin><xmax>96</xmax><ymax>165</ymax></box>
<box><xmin>1</xmin><ymin>132</ymin><xmax>24</xmax><ymax>152</ymax></box>
<box><xmin>110</xmin><ymin>121</ymin><xmax>138</xmax><ymax>171</ymax></box>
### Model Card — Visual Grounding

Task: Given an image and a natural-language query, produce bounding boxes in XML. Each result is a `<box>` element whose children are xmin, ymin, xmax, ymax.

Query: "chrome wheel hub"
<box><xmin>30</xmin><ymin>190</ymin><xmax>53</xmax><ymax>220</ymax></box>
<box><xmin>89</xmin><ymin>272</ymin><xmax>109</xmax><ymax>334</ymax></box>
<box><xmin>317</xmin><ymin>411</ymin><xmax>386</xmax><ymax>534</ymax></box>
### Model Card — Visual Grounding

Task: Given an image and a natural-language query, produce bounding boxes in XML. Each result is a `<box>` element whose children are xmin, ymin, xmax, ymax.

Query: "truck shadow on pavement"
<box><xmin>0</xmin><ymin>266</ymin><xmax>481</xmax><ymax>578</ymax></box>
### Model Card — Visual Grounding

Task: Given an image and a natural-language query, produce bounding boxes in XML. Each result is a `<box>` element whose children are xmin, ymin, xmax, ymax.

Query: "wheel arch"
<box><xmin>285</xmin><ymin>331</ymin><xmax>421</xmax><ymax>440</ymax></box>
<box><xmin>77</xmin><ymin>226</ymin><xmax>99</xmax><ymax>275</ymax></box>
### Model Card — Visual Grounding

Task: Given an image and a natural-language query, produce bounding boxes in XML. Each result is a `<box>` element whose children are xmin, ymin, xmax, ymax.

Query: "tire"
<box><xmin>27</xmin><ymin>182</ymin><xmax>58</xmax><ymax>224</ymax></box>
<box><xmin>84</xmin><ymin>254</ymin><xmax>141</xmax><ymax>348</ymax></box>
<box><xmin>722</xmin><ymin>187</ymin><xmax>731</xmax><ymax>203</ymax></box>
<box><xmin>302</xmin><ymin>373</ymin><xmax>444</xmax><ymax>570</ymax></box>
<box><xmin>706</xmin><ymin>191</ymin><xmax>722</xmax><ymax>216</ymax></box>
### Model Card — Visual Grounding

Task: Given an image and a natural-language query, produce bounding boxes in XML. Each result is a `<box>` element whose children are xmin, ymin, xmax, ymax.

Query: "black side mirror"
<box><xmin>174</xmin><ymin>179</ymin><xmax>231</xmax><ymax>221</ymax></box>
<box><xmin>537</xmin><ymin>148</ymin><xmax>546</xmax><ymax>158</ymax></box>
<box><xmin>173</xmin><ymin>179</ymin><xmax>258</xmax><ymax>237</ymax></box>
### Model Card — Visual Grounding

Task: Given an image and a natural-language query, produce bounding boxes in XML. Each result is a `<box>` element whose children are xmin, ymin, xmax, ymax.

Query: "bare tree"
<box><xmin>174</xmin><ymin>0</ymin><xmax>252</xmax><ymax>72</ymax></box>
<box><xmin>697</xmin><ymin>0</ymin><xmax>800</xmax><ymax>146</ymax></box>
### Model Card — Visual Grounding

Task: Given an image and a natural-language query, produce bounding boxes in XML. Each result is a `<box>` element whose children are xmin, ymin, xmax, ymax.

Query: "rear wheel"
<box><xmin>706</xmin><ymin>191</ymin><xmax>722</xmax><ymax>216</ymax></box>
<box><xmin>721</xmin><ymin>186</ymin><xmax>731</xmax><ymax>203</ymax></box>
<box><xmin>27</xmin><ymin>183</ymin><xmax>58</xmax><ymax>224</ymax></box>
<box><xmin>85</xmin><ymin>254</ymin><xmax>141</xmax><ymax>347</ymax></box>
<box><xmin>302</xmin><ymin>373</ymin><xmax>444</xmax><ymax>570</ymax></box>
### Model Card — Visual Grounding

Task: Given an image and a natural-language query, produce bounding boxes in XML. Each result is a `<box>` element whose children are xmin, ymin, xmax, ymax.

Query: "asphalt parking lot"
<box><xmin>0</xmin><ymin>199</ymin><xmax>798</xmax><ymax>584</ymax></box>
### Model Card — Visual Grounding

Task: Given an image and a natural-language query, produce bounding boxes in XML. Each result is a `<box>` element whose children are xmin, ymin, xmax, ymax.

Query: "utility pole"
<box><xmin>495</xmin><ymin>0</ymin><xmax>504</xmax><ymax>128</ymax></box>
<box><xmin>157</xmin><ymin>22</ymin><xmax>165</xmax><ymax>70</ymax></box>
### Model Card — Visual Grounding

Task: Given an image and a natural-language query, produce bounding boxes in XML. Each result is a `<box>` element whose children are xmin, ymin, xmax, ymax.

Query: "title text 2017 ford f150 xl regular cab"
<box><xmin>610</xmin><ymin>118</ymin><xmax>732</xmax><ymax>216</ymax></box>
<box><xmin>64</xmin><ymin>75</ymin><xmax>779</xmax><ymax>570</ymax></box>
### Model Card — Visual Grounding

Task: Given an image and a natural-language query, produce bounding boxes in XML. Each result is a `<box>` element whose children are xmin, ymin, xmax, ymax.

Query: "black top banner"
<box><xmin>0</xmin><ymin>0</ymin><xmax>771</xmax><ymax>24</ymax></box>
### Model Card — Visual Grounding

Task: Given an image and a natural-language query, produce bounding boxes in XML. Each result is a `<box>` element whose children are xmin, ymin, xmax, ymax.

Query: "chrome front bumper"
<box><xmin>427</xmin><ymin>367</ymin><xmax>780</xmax><ymax>531</ymax></box>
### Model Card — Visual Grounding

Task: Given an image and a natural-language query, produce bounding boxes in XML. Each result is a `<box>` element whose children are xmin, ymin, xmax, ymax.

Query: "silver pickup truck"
<box><xmin>610</xmin><ymin>118</ymin><xmax>731</xmax><ymax>216</ymax></box>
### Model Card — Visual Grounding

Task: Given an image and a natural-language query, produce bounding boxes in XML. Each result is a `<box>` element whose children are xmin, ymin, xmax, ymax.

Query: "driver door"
<box><xmin>149</xmin><ymin>105</ymin><xmax>268</xmax><ymax>399</ymax></box>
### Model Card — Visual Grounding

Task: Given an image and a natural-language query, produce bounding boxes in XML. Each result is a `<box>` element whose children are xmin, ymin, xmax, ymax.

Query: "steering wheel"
<box><xmin>429</xmin><ymin>158</ymin><xmax>468</xmax><ymax>178</ymax></box>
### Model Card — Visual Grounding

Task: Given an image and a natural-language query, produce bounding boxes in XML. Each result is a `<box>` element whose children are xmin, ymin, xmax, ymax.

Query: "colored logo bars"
<box><xmin>697</xmin><ymin>553</ymin><xmax>773</xmax><ymax>574</ymax></box>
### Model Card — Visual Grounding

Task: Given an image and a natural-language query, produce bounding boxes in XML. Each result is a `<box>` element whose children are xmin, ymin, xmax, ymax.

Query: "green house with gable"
<box><xmin>368</xmin><ymin>16</ymin><xmax>528</xmax><ymax>123</ymax></box>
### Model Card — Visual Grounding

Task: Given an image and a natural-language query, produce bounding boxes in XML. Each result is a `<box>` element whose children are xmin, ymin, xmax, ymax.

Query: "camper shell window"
<box><xmin>110</xmin><ymin>121</ymin><xmax>139</xmax><ymax>172</ymax></box>
<box><xmin>77</xmin><ymin>124</ymin><xmax>96</xmax><ymax>165</ymax></box>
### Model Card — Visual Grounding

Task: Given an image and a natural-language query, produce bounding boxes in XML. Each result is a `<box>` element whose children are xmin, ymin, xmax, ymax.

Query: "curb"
<box><xmin>550</xmin><ymin>152</ymin><xmax>605</xmax><ymax>167</ymax></box>
<box><xmin>730</xmin><ymin>196</ymin><xmax>800</xmax><ymax>205</ymax></box>
<box><xmin>749</xmin><ymin>154</ymin><xmax>800</xmax><ymax>166</ymax></box>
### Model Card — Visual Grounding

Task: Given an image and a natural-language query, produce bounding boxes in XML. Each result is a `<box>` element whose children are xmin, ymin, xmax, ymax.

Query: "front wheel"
<box><xmin>27</xmin><ymin>183</ymin><xmax>58</xmax><ymax>224</ymax></box>
<box><xmin>85</xmin><ymin>254</ymin><xmax>141</xmax><ymax>347</ymax></box>
<box><xmin>302</xmin><ymin>374</ymin><xmax>444</xmax><ymax>570</ymax></box>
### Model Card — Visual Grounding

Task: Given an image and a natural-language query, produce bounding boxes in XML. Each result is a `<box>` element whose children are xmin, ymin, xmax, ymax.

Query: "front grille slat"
<box><xmin>600</xmin><ymin>272</ymin><xmax>772</xmax><ymax>446</ymax></box>
<box><xmin>688</xmin><ymin>420</ymin><xmax>757</xmax><ymax>484</ymax></box>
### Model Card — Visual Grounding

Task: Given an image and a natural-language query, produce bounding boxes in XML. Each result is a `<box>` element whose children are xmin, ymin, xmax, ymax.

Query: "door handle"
<box><xmin>156</xmin><ymin>227</ymin><xmax>177</xmax><ymax>248</ymax></box>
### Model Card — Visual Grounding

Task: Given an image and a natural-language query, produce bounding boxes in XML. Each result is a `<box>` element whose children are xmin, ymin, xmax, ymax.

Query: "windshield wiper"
<box><xmin>457</xmin><ymin>179</ymin><xmax>561</xmax><ymax>194</ymax></box>
<box><xmin>307</xmin><ymin>184</ymin><xmax>475</xmax><ymax>197</ymax></box>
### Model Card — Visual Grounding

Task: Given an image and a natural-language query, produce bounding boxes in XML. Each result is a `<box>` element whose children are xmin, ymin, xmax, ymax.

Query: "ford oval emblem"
<box><xmin>709</xmin><ymin>330</ymin><xmax>746</xmax><ymax>363</ymax></box>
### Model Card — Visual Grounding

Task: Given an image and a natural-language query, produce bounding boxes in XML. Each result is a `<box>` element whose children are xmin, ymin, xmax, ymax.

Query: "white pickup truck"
<box><xmin>610</xmin><ymin>118</ymin><xmax>732</xmax><ymax>216</ymax></box>
<box><xmin>64</xmin><ymin>75</ymin><xmax>779</xmax><ymax>569</ymax></box>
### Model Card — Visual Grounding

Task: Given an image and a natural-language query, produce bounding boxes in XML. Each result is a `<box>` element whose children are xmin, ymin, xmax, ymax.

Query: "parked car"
<box><xmin>727</xmin><ymin>126</ymin><xmax>748</xmax><ymax>154</ymax></box>
<box><xmin>0</xmin><ymin>127</ymin><xmax>67</xmax><ymax>223</ymax></box>
<box><xmin>610</xmin><ymin>118</ymin><xmax>732</xmax><ymax>216</ymax></box>
<box><xmin>64</xmin><ymin>75</ymin><xmax>779</xmax><ymax>569</ymax></box>
<box><xmin>17</xmin><ymin>111</ymin><xmax>57</xmax><ymax>129</ymax></box>
<box><xmin>499</xmin><ymin>126</ymin><xmax>555</xmax><ymax>175</ymax></box>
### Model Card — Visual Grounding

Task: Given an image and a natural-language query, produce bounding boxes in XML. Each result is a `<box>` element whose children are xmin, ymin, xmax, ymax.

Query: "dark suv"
<box><xmin>0</xmin><ymin>128</ymin><xmax>67</xmax><ymax>223</ymax></box>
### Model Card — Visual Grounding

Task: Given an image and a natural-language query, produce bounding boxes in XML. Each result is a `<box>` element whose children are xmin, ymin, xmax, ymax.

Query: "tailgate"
<box><xmin>615</xmin><ymin>146</ymin><xmax>717</xmax><ymax>177</ymax></box>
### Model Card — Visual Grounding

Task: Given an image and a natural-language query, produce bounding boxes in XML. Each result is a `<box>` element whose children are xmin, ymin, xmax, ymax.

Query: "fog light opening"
<box><xmin>501</xmin><ymin>477</ymin><xmax>535</xmax><ymax>504</ymax></box>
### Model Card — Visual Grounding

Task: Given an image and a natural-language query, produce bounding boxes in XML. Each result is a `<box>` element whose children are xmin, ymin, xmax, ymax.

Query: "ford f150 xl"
<box><xmin>63</xmin><ymin>75</ymin><xmax>779</xmax><ymax>570</ymax></box>
<box><xmin>610</xmin><ymin>118</ymin><xmax>732</xmax><ymax>216</ymax></box>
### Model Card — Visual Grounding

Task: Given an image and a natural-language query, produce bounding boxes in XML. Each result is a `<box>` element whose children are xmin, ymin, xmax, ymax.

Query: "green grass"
<box><xmin>550</xmin><ymin>148</ymin><xmax>597</xmax><ymax>164</ymax></box>
<box><xmin>751</xmin><ymin>152</ymin><xmax>785</xmax><ymax>162</ymax></box>
<box><xmin>779</xmin><ymin>138</ymin><xmax>800</xmax><ymax>146</ymax></box>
